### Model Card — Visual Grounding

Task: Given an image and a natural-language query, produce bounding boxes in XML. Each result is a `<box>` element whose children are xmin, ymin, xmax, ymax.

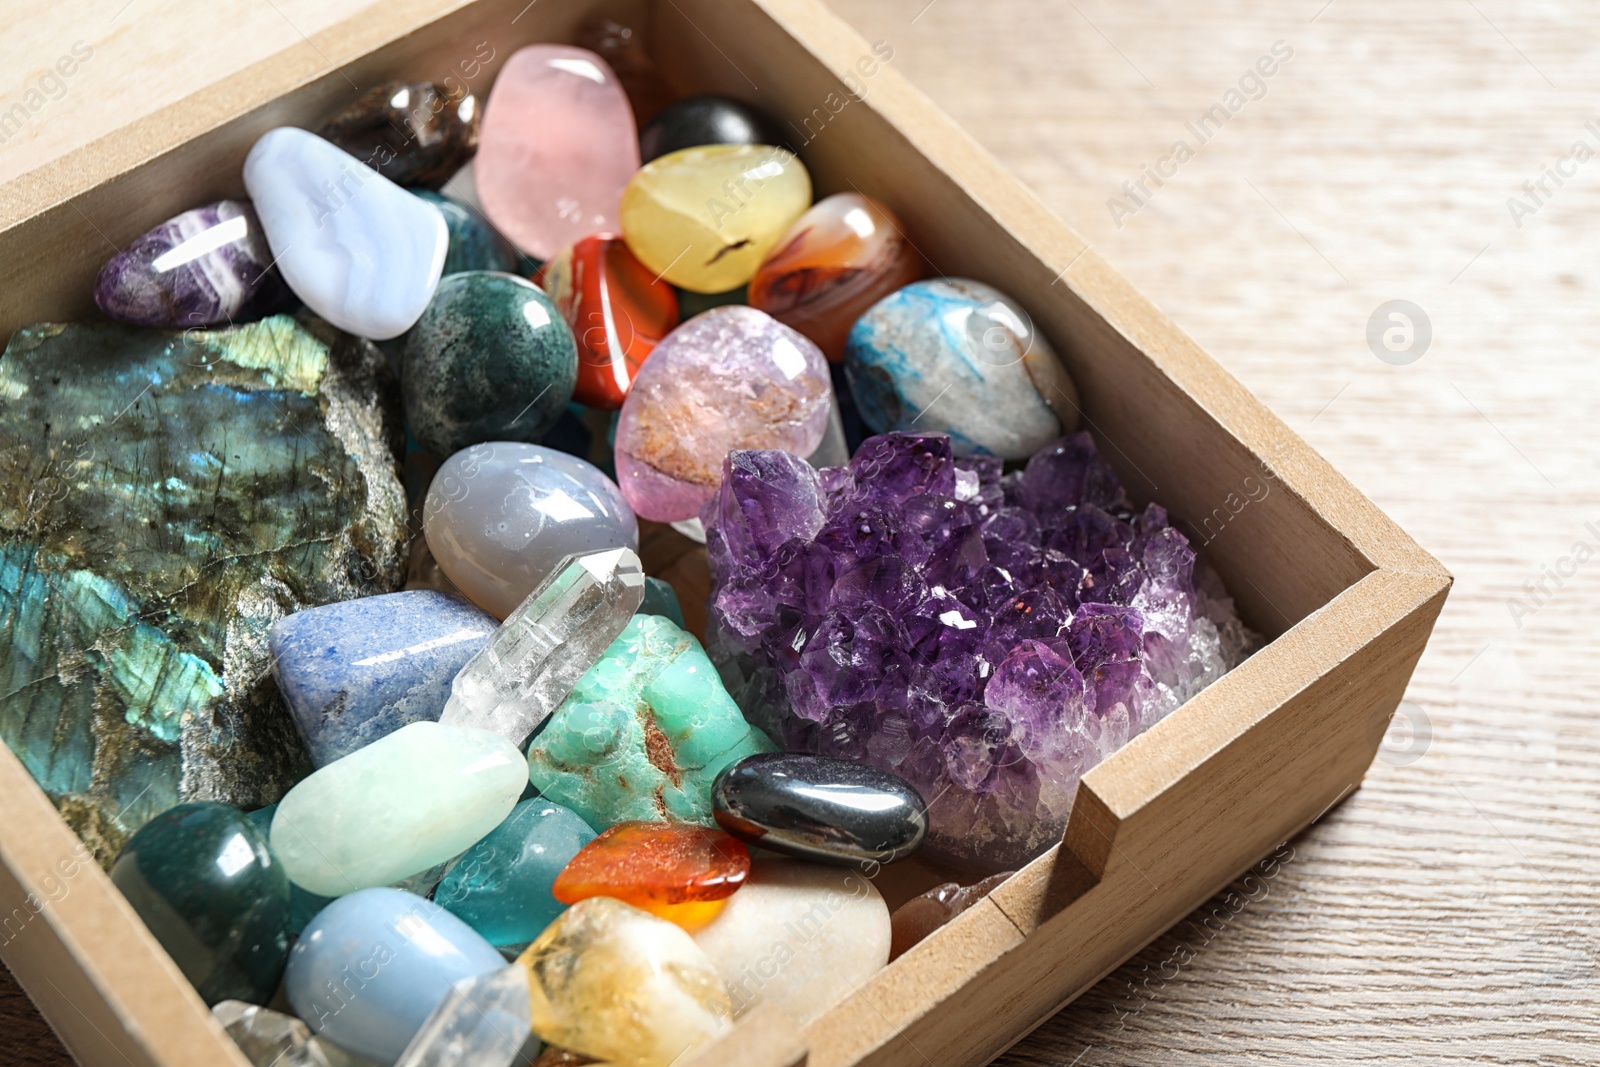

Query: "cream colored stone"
<box><xmin>691</xmin><ymin>859</ymin><xmax>890</xmax><ymax>1021</ymax></box>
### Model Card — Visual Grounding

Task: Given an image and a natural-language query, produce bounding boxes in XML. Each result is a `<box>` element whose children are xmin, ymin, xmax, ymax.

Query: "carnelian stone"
<box><xmin>748</xmin><ymin>192</ymin><xmax>925</xmax><ymax>362</ymax></box>
<box><xmin>538</xmin><ymin>235</ymin><xmax>679</xmax><ymax>410</ymax></box>
<box><xmin>552</xmin><ymin>821</ymin><xmax>750</xmax><ymax>907</ymax></box>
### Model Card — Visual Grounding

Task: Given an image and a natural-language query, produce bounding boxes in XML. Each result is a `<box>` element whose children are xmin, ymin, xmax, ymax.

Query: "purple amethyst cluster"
<box><xmin>704</xmin><ymin>430</ymin><xmax>1254</xmax><ymax>872</ymax></box>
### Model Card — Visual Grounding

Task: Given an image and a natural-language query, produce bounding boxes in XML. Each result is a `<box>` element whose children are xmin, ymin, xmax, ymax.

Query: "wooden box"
<box><xmin>0</xmin><ymin>1</ymin><xmax>1450</xmax><ymax>1065</ymax></box>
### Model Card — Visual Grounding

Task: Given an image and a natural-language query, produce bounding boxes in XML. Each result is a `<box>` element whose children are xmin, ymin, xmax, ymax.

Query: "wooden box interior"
<box><xmin>0</xmin><ymin>2</ymin><xmax>1449</xmax><ymax>1067</ymax></box>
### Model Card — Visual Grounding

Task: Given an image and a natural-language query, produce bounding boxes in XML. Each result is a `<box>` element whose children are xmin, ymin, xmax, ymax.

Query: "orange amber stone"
<box><xmin>748</xmin><ymin>192</ymin><xmax>925</xmax><ymax>363</ymax></box>
<box><xmin>538</xmin><ymin>235</ymin><xmax>679</xmax><ymax>410</ymax></box>
<box><xmin>552</xmin><ymin>821</ymin><xmax>750</xmax><ymax>907</ymax></box>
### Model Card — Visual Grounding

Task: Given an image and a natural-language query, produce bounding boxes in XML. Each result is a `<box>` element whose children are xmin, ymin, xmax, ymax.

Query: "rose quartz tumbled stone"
<box><xmin>476</xmin><ymin>45</ymin><xmax>640</xmax><ymax>260</ymax></box>
<box><xmin>614</xmin><ymin>306</ymin><xmax>832</xmax><ymax>523</ymax></box>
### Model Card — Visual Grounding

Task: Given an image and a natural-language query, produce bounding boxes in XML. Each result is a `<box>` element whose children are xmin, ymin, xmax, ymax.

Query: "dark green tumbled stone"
<box><xmin>411</xmin><ymin>190</ymin><xmax>518</xmax><ymax>276</ymax></box>
<box><xmin>246</xmin><ymin>805</ymin><xmax>331</xmax><ymax>935</ymax></box>
<box><xmin>0</xmin><ymin>314</ymin><xmax>408</xmax><ymax>862</ymax></box>
<box><xmin>401</xmin><ymin>271</ymin><xmax>578</xmax><ymax>457</ymax></box>
<box><xmin>111</xmin><ymin>802</ymin><xmax>291</xmax><ymax>1005</ymax></box>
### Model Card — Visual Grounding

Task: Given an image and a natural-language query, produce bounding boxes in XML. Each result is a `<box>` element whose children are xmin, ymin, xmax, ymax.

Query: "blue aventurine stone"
<box><xmin>269</xmin><ymin>590</ymin><xmax>496</xmax><ymax>767</ymax></box>
<box><xmin>433</xmin><ymin>799</ymin><xmax>596</xmax><ymax>948</ymax></box>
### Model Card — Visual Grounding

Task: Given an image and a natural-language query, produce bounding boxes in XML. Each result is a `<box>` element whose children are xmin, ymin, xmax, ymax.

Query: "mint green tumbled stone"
<box><xmin>271</xmin><ymin>721</ymin><xmax>526</xmax><ymax>898</ymax></box>
<box><xmin>527</xmin><ymin>614</ymin><xmax>775</xmax><ymax>829</ymax></box>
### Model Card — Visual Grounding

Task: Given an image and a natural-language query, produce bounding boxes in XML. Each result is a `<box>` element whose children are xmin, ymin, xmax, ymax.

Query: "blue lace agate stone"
<box><xmin>269</xmin><ymin>590</ymin><xmax>496</xmax><ymax>767</ymax></box>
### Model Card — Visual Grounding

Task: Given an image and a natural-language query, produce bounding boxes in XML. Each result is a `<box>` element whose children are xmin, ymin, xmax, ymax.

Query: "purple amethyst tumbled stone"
<box><xmin>704</xmin><ymin>429</ymin><xmax>1255</xmax><ymax>873</ymax></box>
<box><xmin>94</xmin><ymin>200</ymin><xmax>290</xmax><ymax>328</ymax></box>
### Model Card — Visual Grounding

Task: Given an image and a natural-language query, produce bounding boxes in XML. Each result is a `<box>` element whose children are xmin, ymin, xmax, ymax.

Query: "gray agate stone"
<box><xmin>93</xmin><ymin>200</ymin><xmax>291</xmax><ymax>328</ymax></box>
<box><xmin>712</xmin><ymin>752</ymin><xmax>929</xmax><ymax>865</ymax></box>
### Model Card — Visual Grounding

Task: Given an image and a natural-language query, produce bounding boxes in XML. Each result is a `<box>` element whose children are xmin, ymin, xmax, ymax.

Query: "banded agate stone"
<box><xmin>110</xmin><ymin>803</ymin><xmax>290</xmax><ymax>1006</ymax></box>
<box><xmin>270</xmin><ymin>722</ymin><xmax>525</xmax><ymax>896</ymax></box>
<box><xmin>749</xmin><ymin>193</ymin><xmax>924</xmax><ymax>362</ymax></box>
<box><xmin>619</xmin><ymin>145</ymin><xmax>812</xmax><ymax>293</ymax></box>
<box><xmin>538</xmin><ymin>235</ymin><xmax>679</xmax><ymax>410</ymax></box>
<box><xmin>94</xmin><ymin>200</ymin><xmax>289</xmax><ymax>328</ymax></box>
<box><xmin>526</xmin><ymin>613</ymin><xmax>775</xmax><ymax>829</ymax></box>
<box><xmin>613</xmin><ymin>306</ymin><xmax>831</xmax><ymax>522</ymax></box>
<box><xmin>476</xmin><ymin>46</ymin><xmax>639</xmax><ymax>259</ymax></box>
<box><xmin>843</xmin><ymin>278</ymin><xmax>1080</xmax><ymax>459</ymax></box>
<box><xmin>244</xmin><ymin>128</ymin><xmax>448</xmax><ymax>340</ymax></box>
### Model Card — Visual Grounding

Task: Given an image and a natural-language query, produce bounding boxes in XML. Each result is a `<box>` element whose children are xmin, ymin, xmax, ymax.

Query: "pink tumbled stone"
<box><xmin>476</xmin><ymin>45</ymin><xmax>640</xmax><ymax>259</ymax></box>
<box><xmin>615</xmin><ymin>306</ymin><xmax>832</xmax><ymax>522</ymax></box>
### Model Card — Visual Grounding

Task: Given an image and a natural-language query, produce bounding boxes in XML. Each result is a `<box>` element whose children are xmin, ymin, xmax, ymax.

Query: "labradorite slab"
<box><xmin>0</xmin><ymin>314</ymin><xmax>407</xmax><ymax>862</ymax></box>
<box><xmin>110</xmin><ymin>801</ymin><xmax>291</xmax><ymax>1005</ymax></box>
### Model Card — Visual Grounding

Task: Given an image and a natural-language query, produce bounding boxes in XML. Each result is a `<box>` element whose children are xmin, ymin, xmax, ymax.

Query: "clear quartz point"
<box><xmin>393</xmin><ymin>964</ymin><xmax>539</xmax><ymax>1067</ymax></box>
<box><xmin>441</xmin><ymin>547</ymin><xmax>646</xmax><ymax>745</ymax></box>
<box><xmin>212</xmin><ymin>1000</ymin><xmax>376</xmax><ymax>1067</ymax></box>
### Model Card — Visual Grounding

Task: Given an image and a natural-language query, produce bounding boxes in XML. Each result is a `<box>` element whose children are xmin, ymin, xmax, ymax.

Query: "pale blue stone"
<box><xmin>285</xmin><ymin>887</ymin><xmax>503</xmax><ymax>1065</ymax></box>
<box><xmin>843</xmin><ymin>278</ymin><xmax>1077</xmax><ymax>460</ymax></box>
<box><xmin>432</xmin><ymin>799</ymin><xmax>596</xmax><ymax>948</ymax></box>
<box><xmin>269</xmin><ymin>590</ymin><xmax>496</xmax><ymax>766</ymax></box>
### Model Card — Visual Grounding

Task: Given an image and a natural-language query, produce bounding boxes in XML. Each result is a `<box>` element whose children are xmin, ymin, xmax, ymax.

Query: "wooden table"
<box><xmin>4</xmin><ymin>1</ymin><xmax>1596</xmax><ymax>1064</ymax></box>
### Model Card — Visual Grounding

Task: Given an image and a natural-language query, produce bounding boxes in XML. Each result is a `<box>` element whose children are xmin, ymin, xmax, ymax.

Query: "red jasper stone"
<box><xmin>749</xmin><ymin>193</ymin><xmax>925</xmax><ymax>363</ymax></box>
<box><xmin>551</xmin><ymin>821</ymin><xmax>750</xmax><ymax>906</ymax></box>
<box><xmin>538</xmin><ymin>235</ymin><xmax>679</xmax><ymax>409</ymax></box>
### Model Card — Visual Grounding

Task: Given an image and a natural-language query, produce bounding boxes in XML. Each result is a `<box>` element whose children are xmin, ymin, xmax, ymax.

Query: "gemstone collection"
<box><xmin>2</xmin><ymin>21</ymin><xmax>1256</xmax><ymax>1067</ymax></box>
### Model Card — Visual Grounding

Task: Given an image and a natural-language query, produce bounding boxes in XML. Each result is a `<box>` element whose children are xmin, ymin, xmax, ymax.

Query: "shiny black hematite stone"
<box><xmin>109</xmin><ymin>802</ymin><xmax>291</xmax><ymax>1005</ymax></box>
<box><xmin>639</xmin><ymin>94</ymin><xmax>789</xmax><ymax>162</ymax></box>
<box><xmin>712</xmin><ymin>752</ymin><xmax>928</xmax><ymax>865</ymax></box>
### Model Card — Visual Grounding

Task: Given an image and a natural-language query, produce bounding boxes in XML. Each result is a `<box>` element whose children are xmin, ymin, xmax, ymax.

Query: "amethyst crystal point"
<box><xmin>706</xmin><ymin>429</ymin><xmax>1256</xmax><ymax>873</ymax></box>
<box><xmin>94</xmin><ymin>200</ymin><xmax>289</xmax><ymax>328</ymax></box>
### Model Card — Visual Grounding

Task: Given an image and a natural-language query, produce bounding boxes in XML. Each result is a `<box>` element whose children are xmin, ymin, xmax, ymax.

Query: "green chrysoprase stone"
<box><xmin>110</xmin><ymin>802</ymin><xmax>290</xmax><ymax>1005</ymax></box>
<box><xmin>0</xmin><ymin>315</ymin><xmax>407</xmax><ymax>862</ymax></box>
<box><xmin>527</xmin><ymin>614</ymin><xmax>775</xmax><ymax>829</ymax></box>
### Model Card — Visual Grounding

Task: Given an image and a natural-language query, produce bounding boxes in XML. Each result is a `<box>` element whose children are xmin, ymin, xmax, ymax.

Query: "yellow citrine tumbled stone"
<box><xmin>519</xmin><ymin>897</ymin><xmax>732</xmax><ymax>1067</ymax></box>
<box><xmin>619</xmin><ymin>144</ymin><xmax>812</xmax><ymax>293</ymax></box>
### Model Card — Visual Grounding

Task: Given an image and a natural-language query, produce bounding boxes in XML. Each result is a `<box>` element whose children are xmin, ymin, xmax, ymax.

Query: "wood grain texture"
<box><xmin>1</xmin><ymin>0</ymin><xmax>1592</xmax><ymax>1065</ymax></box>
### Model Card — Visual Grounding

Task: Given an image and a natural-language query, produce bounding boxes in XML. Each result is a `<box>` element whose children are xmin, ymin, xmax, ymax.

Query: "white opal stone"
<box><xmin>243</xmin><ymin>127</ymin><xmax>449</xmax><ymax>340</ymax></box>
<box><xmin>270</xmin><ymin>721</ymin><xmax>526</xmax><ymax>897</ymax></box>
<box><xmin>692</xmin><ymin>860</ymin><xmax>891</xmax><ymax>1022</ymax></box>
<box><xmin>423</xmin><ymin>442</ymin><xmax>639</xmax><ymax>620</ymax></box>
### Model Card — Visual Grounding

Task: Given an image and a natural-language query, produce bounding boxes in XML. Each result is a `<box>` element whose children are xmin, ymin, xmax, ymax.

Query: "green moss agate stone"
<box><xmin>0</xmin><ymin>315</ymin><xmax>407</xmax><ymax>862</ymax></box>
<box><xmin>527</xmin><ymin>614</ymin><xmax>775</xmax><ymax>829</ymax></box>
<box><xmin>432</xmin><ymin>798</ymin><xmax>596</xmax><ymax>948</ymax></box>
<box><xmin>110</xmin><ymin>802</ymin><xmax>290</xmax><ymax>1005</ymax></box>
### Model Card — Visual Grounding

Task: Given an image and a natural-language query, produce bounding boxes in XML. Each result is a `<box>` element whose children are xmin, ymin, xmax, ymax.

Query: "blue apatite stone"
<box><xmin>269</xmin><ymin>590</ymin><xmax>496</xmax><ymax>767</ymax></box>
<box><xmin>286</xmin><ymin>887</ymin><xmax>504</xmax><ymax>1065</ymax></box>
<box><xmin>843</xmin><ymin>278</ymin><xmax>1072</xmax><ymax>459</ymax></box>
<box><xmin>247</xmin><ymin>805</ymin><xmax>332</xmax><ymax>935</ymax></box>
<box><xmin>639</xmin><ymin>576</ymin><xmax>685</xmax><ymax>628</ymax></box>
<box><xmin>433</xmin><ymin>799</ymin><xmax>596</xmax><ymax>948</ymax></box>
<box><xmin>0</xmin><ymin>315</ymin><xmax>407</xmax><ymax>861</ymax></box>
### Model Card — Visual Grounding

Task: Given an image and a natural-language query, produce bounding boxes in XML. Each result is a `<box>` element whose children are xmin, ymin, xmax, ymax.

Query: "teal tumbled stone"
<box><xmin>411</xmin><ymin>191</ymin><xmax>518</xmax><ymax>277</ymax></box>
<box><xmin>639</xmin><ymin>576</ymin><xmax>686</xmax><ymax>628</ymax></box>
<box><xmin>401</xmin><ymin>271</ymin><xmax>578</xmax><ymax>457</ymax></box>
<box><xmin>110</xmin><ymin>802</ymin><xmax>290</xmax><ymax>1005</ymax></box>
<box><xmin>432</xmin><ymin>798</ymin><xmax>596</xmax><ymax>947</ymax></box>
<box><xmin>526</xmin><ymin>614</ymin><xmax>775</xmax><ymax>829</ymax></box>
